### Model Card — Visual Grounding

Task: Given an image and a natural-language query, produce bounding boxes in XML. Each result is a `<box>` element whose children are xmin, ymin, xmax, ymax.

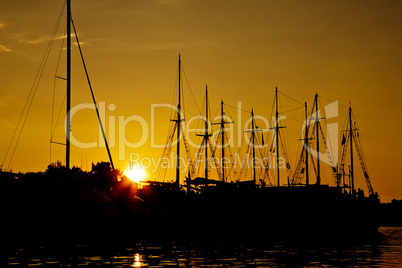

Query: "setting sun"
<box><xmin>124</xmin><ymin>165</ymin><xmax>147</xmax><ymax>183</ymax></box>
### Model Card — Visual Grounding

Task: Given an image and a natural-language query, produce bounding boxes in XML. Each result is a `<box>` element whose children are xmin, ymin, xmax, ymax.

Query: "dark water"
<box><xmin>6</xmin><ymin>227</ymin><xmax>402</xmax><ymax>267</ymax></box>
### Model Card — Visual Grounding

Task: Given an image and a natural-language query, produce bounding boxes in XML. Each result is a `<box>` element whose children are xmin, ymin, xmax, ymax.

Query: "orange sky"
<box><xmin>0</xmin><ymin>0</ymin><xmax>401</xmax><ymax>202</ymax></box>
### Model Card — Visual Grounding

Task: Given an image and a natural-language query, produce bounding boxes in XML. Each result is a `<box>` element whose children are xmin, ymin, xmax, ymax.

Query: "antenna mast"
<box><xmin>315</xmin><ymin>93</ymin><xmax>321</xmax><ymax>185</ymax></box>
<box><xmin>349</xmin><ymin>103</ymin><xmax>355</xmax><ymax>193</ymax></box>
<box><xmin>251</xmin><ymin>109</ymin><xmax>256</xmax><ymax>185</ymax></box>
<box><xmin>305</xmin><ymin>102</ymin><xmax>309</xmax><ymax>185</ymax></box>
<box><xmin>275</xmin><ymin>88</ymin><xmax>280</xmax><ymax>187</ymax></box>
<box><xmin>66</xmin><ymin>0</ymin><xmax>71</xmax><ymax>169</ymax></box>
<box><xmin>205</xmin><ymin>86</ymin><xmax>209</xmax><ymax>181</ymax></box>
<box><xmin>175</xmin><ymin>55</ymin><xmax>181</xmax><ymax>186</ymax></box>
<box><xmin>221</xmin><ymin>100</ymin><xmax>225</xmax><ymax>182</ymax></box>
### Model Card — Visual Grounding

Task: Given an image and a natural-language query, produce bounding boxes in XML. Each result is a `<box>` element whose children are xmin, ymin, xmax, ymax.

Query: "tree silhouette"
<box><xmin>91</xmin><ymin>161</ymin><xmax>122</xmax><ymax>191</ymax></box>
<box><xmin>46</xmin><ymin>161</ymin><xmax>84</xmax><ymax>178</ymax></box>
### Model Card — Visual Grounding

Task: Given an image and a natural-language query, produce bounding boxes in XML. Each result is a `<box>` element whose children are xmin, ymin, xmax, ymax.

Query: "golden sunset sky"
<box><xmin>0</xmin><ymin>0</ymin><xmax>401</xmax><ymax>202</ymax></box>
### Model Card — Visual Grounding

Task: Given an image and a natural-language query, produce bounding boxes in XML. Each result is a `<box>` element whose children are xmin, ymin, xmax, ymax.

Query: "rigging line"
<box><xmin>181</xmin><ymin>107</ymin><xmax>197</xmax><ymax>117</ymax></box>
<box><xmin>208</xmin><ymin>96</ymin><xmax>214</xmax><ymax>123</ymax></box>
<box><xmin>239</xmin><ymin>149</ymin><xmax>250</xmax><ymax>181</ymax></box>
<box><xmin>179</xmin><ymin>63</ymin><xmax>188</xmax><ymax>124</ymax></box>
<box><xmin>278</xmin><ymin>90</ymin><xmax>304</xmax><ymax>105</ymax></box>
<box><xmin>351</xmin><ymin>114</ymin><xmax>367</xmax><ymax>163</ymax></box>
<box><xmin>264</xmin><ymin>91</ymin><xmax>276</xmax><ymax>154</ymax></box>
<box><xmin>212</xmin><ymin>104</ymin><xmax>221</xmax><ymax>123</ymax></box>
<box><xmin>50</xmin><ymin>24</ymin><xmax>67</xmax><ymax>163</ymax></box>
<box><xmin>280</xmin><ymin>105</ymin><xmax>305</xmax><ymax>114</ymax></box>
<box><xmin>226</xmin><ymin>146</ymin><xmax>237</xmax><ymax>181</ymax></box>
<box><xmin>51</xmin><ymin>91</ymin><xmax>67</xmax><ymax>141</ymax></box>
<box><xmin>51</xmin><ymin>24</ymin><xmax>67</xmax><ymax>128</ymax></box>
<box><xmin>154</xmin><ymin>124</ymin><xmax>173</xmax><ymax>181</ymax></box>
<box><xmin>193</xmin><ymin>93</ymin><xmax>206</xmax><ymax>137</ymax></box>
<box><xmin>222</xmin><ymin>104</ymin><xmax>236</xmax><ymax>129</ymax></box>
<box><xmin>318</xmin><ymin>94</ymin><xmax>349</xmax><ymax>109</ymax></box>
<box><xmin>156</xmin><ymin>125</ymin><xmax>176</xmax><ymax>182</ymax></box>
<box><xmin>281</xmin><ymin>125</ymin><xmax>293</xmax><ymax>172</ymax></box>
<box><xmin>154</xmin><ymin>109</ymin><xmax>179</xmax><ymax>181</ymax></box>
<box><xmin>284</xmin><ymin>115</ymin><xmax>304</xmax><ymax>124</ymax></box>
<box><xmin>234</xmin><ymin>140</ymin><xmax>246</xmax><ymax>179</ymax></box>
<box><xmin>166</xmin><ymin>59</ymin><xmax>181</xmax><ymax>126</ymax></box>
<box><xmin>269</xmin><ymin>90</ymin><xmax>276</xmax><ymax>122</ymax></box>
<box><xmin>169</xmin><ymin>66</ymin><xmax>179</xmax><ymax>120</ymax></box>
<box><xmin>223</xmin><ymin>102</ymin><xmax>250</xmax><ymax>113</ymax></box>
<box><xmin>181</xmin><ymin>74</ymin><xmax>186</xmax><ymax>120</ymax></box>
<box><xmin>71</xmin><ymin>18</ymin><xmax>115</xmax><ymax>170</ymax></box>
<box><xmin>4</xmin><ymin>1</ymin><xmax>66</xmax><ymax>169</ymax></box>
<box><xmin>181</xmin><ymin>63</ymin><xmax>201</xmax><ymax>115</ymax></box>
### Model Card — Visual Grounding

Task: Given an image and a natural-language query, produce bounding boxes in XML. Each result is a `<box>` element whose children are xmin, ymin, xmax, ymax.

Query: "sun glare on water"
<box><xmin>124</xmin><ymin>165</ymin><xmax>147</xmax><ymax>183</ymax></box>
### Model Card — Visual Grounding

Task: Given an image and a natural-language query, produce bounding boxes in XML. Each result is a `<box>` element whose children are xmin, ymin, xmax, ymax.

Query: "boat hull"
<box><xmin>136</xmin><ymin>184</ymin><xmax>380</xmax><ymax>240</ymax></box>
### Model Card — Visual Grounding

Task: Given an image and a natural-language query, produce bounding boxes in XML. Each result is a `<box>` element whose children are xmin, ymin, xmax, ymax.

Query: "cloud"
<box><xmin>18</xmin><ymin>35</ymin><xmax>58</xmax><ymax>45</ymax></box>
<box><xmin>0</xmin><ymin>44</ymin><xmax>11</xmax><ymax>52</ymax></box>
<box><xmin>18</xmin><ymin>34</ymin><xmax>85</xmax><ymax>46</ymax></box>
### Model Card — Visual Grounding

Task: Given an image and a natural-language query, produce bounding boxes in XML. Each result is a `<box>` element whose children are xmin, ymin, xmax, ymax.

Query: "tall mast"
<box><xmin>305</xmin><ymin>102</ymin><xmax>309</xmax><ymax>185</ymax></box>
<box><xmin>221</xmin><ymin>100</ymin><xmax>225</xmax><ymax>182</ymax></box>
<box><xmin>315</xmin><ymin>93</ymin><xmax>321</xmax><ymax>185</ymax></box>
<box><xmin>275</xmin><ymin>88</ymin><xmax>280</xmax><ymax>187</ymax></box>
<box><xmin>349</xmin><ymin>103</ymin><xmax>354</xmax><ymax>193</ymax></box>
<box><xmin>204</xmin><ymin>86</ymin><xmax>209</xmax><ymax>181</ymax></box>
<box><xmin>196</xmin><ymin>86</ymin><xmax>212</xmax><ymax>182</ymax></box>
<box><xmin>251</xmin><ymin>109</ymin><xmax>256</xmax><ymax>184</ymax></box>
<box><xmin>66</xmin><ymin>0</ymin><xmax>71</xmax><ymax>170</ymax></box>
<box><xmin>175</xmin><ymin>55</ymin><xmax>181</xmax><ymax>186</ymax></box>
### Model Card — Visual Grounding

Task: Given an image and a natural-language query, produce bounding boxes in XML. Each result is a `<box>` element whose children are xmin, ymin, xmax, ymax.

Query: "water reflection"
<box><xmin>6</xmin><ymin>227</ymin><xmax>402</xmax><ymax>267</ymax></box>
<box><xmin>131</xmin><ymin>253</ymin><xmax>142</xmax><ymax>267</ymax></box>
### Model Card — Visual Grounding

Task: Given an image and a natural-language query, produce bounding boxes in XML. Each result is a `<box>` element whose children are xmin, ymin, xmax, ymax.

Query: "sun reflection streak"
<box><xmin>132</xmin><ymin>253</ymin><xmax>142</xmax><ymax>267</ymax></box>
